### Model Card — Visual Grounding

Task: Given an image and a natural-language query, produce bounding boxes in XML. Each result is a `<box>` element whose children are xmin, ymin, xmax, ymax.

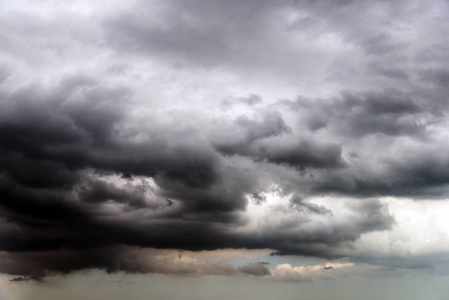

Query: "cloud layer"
<box><xmin>1</xmin><ymin>0</ymin><xmax>449</xmax><ymax>278</ymax></box>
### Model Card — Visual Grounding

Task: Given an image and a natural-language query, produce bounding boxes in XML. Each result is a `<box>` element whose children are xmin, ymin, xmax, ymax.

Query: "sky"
<box><xmin>1</xmin><ymin>0</ymin><xmax>449</xmax><ymax>299</ymax></box>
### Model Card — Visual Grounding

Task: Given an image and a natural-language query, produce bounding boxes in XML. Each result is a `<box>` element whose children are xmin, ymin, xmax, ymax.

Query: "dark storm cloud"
<box><xmin>1</xmin><ymin>0</ymin><xmax>449</xmax><ymax>279</ymax></box>
<box><xmin>0</xmin><ymin>77</ymin><xmax>397</xmax><ymax>274</ymax></box>
<box><xmin>0</xmin><ymin>77</ymin><xmax>239</xmax><ymax>255</ymax></box>
<box><xmin>0</xmin><ymin>76</ymin><xmax>278</xmax><ymax>276</ymax></box>
<box><xmin>0</xmin><ymin>77</ymin><xmax>221</xmax><ymax>190</ymax></box>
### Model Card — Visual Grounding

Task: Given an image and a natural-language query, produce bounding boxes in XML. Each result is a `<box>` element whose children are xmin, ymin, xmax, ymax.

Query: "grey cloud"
<box><xmin>0</xmin><ymin>64</ymin><xmax>12</xmax><ymax>84</ymax></box>
<box><xmin>104</xmin><ymin>0</ymin><xmax>278</xmax><ymax>67</ymax></box>
<box><xmin>213</xmin><ymin>111</ymin><xmax>291</xmax><ymax>155</ymax></box>
<box><xmin>212</xmin><ymin>111</ymin><xmax>345</xmax><ymax>171</ymax></box>
<box><xmin>1</xmin><ymin>0</ymin><xmax>449</xmax><ymax>280</ymax></box>
<box><xmin>238</xmin><ymin>262</ymin><xmax>271</xmax><ymax>276</ymax></box>
<box><xmin>418</xmin><ymin>68</ymin><xmax>449</xmax><ymax>88</ymax></box>
<box><xmin>289</xmin><ymin>197</ymin><xmax>331</xmax><ymax>215</ymax></box>
<box><xmin>367</xmin><ymin>62</ymin><xmax>410</xmax><ymax>80</ymax></box>
<box><xmin>359</xmin><ymin>33</ymin><xmax>405</xmax><ymax>56</ymax></box>
<box><xmin>282</xmin><ymin>89</ymin><xmax>426</xmax><ymax>138</ymax></box>
<box><xmin>260</xmin><ymin>140</ymin><xmax>345</xmax><ymax>170</ymax></box>
<box><xmin>311</xmin><ymin>147</ymin><xmax>449</xmax><ymax>199</ymax></box>
<box><xmin>236</xmin><ymin>112</ymin><xmax>292</xmax><ymax>142</ymax></box>
<box><xmin>244</xmin><ymin>199</ymin><xmax>394</xmax><ymax>258</ymax></box>
<box><xmin>220</xmin><ymin>94</ymin><xmax>263</xmax><ymax>109</ymax></box>
<box><xmin>79</xmin><ymin>179</ymin><xmax>154</xmax><ymax>208</ymax></box>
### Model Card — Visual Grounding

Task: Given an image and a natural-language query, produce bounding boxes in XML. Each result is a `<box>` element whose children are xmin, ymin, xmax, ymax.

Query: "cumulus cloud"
<box><xmin>271</xmin><ymin>262</ymin><xmax>355</xmax><ymax>282</ymax></box>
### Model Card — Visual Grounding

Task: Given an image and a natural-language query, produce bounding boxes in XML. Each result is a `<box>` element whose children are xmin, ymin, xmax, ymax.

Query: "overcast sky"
<box><xmin>1</xmin><ymin>0</ymin><xmax>449</xmax><ymax>299</ymax></box>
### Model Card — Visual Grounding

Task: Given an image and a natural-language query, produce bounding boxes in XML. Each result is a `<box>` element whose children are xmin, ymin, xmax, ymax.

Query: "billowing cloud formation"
<box><xmin>1</xmin><ymin>0</ymin><xmax>449</xmax><ymax>278</ymax></box>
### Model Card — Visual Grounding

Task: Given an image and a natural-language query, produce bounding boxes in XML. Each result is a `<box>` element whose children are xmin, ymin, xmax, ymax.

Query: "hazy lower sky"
<box><xmin>1</xmin><ymin>0</ymin><xmax>449</xmax><ymax>299</ymax></box>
